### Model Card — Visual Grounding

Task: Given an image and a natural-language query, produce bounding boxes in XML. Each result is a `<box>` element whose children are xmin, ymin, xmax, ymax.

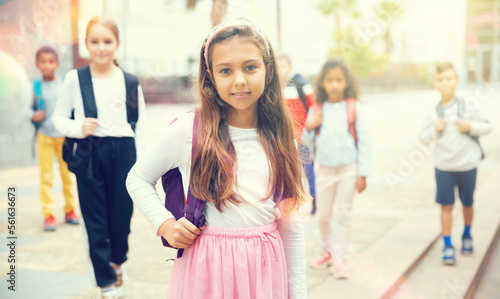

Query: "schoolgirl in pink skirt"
<box><xmin>127</xmin><ymin>19</ymin><xmax>308</xmax><ymax>299</ymax></box>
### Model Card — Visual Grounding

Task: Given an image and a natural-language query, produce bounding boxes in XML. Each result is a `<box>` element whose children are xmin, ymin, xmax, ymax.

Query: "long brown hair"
<box><xmin>315</xmin><ymin>58</ymin><xmax>361</xmax><ymax>103</ymax></box>
<box><xmin>190</xmin><ymin>22</ymin><xmax>309</xmax><ymax>212</ymax></box>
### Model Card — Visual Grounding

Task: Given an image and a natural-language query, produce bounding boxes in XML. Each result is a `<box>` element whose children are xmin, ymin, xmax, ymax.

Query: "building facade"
<box><xmin>466</xmin><ymin>0</ymin><xmax>500</xmax><ymax>83</ymax></box>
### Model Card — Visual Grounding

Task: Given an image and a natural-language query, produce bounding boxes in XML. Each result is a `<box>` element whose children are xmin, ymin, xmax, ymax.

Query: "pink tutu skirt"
<box><xmin>167</xmin><ymin>221</ymin><xmax>288</xmax><ymax>299</ymax></box>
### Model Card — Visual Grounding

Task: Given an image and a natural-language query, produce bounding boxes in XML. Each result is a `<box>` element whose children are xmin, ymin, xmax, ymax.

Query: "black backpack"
<box><xmin>290</xmin><ymin>74</ymin><xmax>309</xmax><ymax>112</ymax></box>
<box><xmin>62</xmin><ymin>65</ymin><xmax>139</xmax><ymax>173</ymax></box>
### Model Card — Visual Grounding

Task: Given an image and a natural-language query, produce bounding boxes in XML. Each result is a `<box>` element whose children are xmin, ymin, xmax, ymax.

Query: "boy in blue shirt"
<box><xmin>31</xmin><ymin>46</ymin><xmax>80</xmax><ymax>231</ymax></box>
<box><xmin>419</xmin><ymin>62</ymin><xmax>491</xmax><ymax>265</ymax></box>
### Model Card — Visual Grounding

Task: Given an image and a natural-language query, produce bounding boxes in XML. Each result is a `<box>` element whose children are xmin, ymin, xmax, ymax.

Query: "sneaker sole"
<box><xmin>309</xmin><ymin>261</ymin><xmax>332</xmax><ymax>269</ymax></box>
<box><xmin>65</xmin><ymin>221</ymin><xmax>80</xmax><ymax>225</ymax></box>
<box><xmin>442</xmin><ymin>259</ymin><xmax>456</xmax><ymax>265</ymax></box>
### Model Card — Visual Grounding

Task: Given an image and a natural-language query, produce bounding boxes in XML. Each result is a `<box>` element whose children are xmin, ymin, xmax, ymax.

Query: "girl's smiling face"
<box><xmin>209</xmin><ymin>37</ymin><xmax>266</xmax><ymax>119</ymax></box>
<box><xmin>85</xmin><ymin>24</ymin><xmax>120</xmax><ymax>66</ymax></box>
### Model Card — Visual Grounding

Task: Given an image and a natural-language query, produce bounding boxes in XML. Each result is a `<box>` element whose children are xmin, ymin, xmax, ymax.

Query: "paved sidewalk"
<box><xmin>0</xmin><ymin>86</ymin><xmax>499</xmax><ymax>298</ymax></box>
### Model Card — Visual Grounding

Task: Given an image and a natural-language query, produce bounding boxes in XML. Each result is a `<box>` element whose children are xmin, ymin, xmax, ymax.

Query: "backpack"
<box><xmin>160</xmin><ymin>112</ymin><xmax>287</xmax><ymax>258</ymax></box>
<box><xmin>160</xmin><ymin>110</ymin><xmax>207</xmax><ymax>259</ymax></box>
<box><xmin>32</xmin><ymin>76</ymin><xmax>67</xmax><ymax>131</ymax></box>
<box><xmin>31</xmin><ymin>77</ymin><xmax>66</xmax><ymax>158</ymax></box>
<box><xmin>312</xmin><ymin>97</ymin><xmax>357</xmax><ymax>146</ymax></box>
<box><xmin>32</xmin><ymin>79</ymin><xmax>44</xmax><ymax>132</ymax></box>
<box><xmin>62</xmin><ymin>65</ymin><xmax>139</xmax><ymax>173</ymax></box>
<box><xmin>290</xmin><ymin>74</ymin><xmax>309</xmax><ymax>112</ymax></box>
<box><xmin>435</xmin><ymin>98</ymin><xmax>485</xmax><ymax>160</ymax></box>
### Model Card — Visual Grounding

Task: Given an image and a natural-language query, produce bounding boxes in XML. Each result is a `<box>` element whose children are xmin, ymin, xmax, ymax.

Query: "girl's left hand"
<box><xmin>356</xmin><ymin>177</ymin><xmax>366</xmax><ymax>193</ymax></box>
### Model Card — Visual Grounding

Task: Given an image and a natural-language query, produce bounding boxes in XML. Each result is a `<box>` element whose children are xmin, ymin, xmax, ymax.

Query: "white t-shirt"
<box><xmin>126</xmin><ymin>111</ymin><xmax>306</xmax><ymax>298</ymax></box>
<box><xmin>52</xmin><ymin>67</ymin><xmax>147</xmax><ymax>157</ymax></box>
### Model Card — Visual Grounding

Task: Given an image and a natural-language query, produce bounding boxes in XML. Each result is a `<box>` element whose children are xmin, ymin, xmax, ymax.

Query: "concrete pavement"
<box><xmin>0</xmin><ymin>85</ymin><xmax>499</xmax><ymax>298</ymax></box>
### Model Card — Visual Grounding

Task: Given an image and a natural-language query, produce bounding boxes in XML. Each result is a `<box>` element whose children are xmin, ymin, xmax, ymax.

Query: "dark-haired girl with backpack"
<box><xmin>53</xmin><ymin>16</ymin><xmax>147</xmax><ymax>299</ymax></box>
<box><xmin>127</xmin><ymin>19</ymin><xmax>308</xmax><ymax>299</ymax></box>
<box><xmin>303</xmin><ymin>58</ymin><xmax>371</xmax><ymax>279</ymax></box>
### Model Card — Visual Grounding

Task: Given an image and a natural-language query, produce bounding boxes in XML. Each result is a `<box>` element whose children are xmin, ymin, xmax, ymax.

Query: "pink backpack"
<box><xmin>312</xmin><ymin>97</ymin><xmax>357</xmax><ymax>146</ymax></box>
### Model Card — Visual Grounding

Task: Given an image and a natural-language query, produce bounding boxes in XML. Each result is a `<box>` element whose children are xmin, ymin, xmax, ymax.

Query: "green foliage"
<box><xmin>328</xmin><ymin>27</ymin><xmax>389</xmax><ymax>78</ymax></box>
<box><xmin>317</xmin><ymin>0</ymin><xmax>357</xmax><ymax>15</ymax></box>
<box><xmin>373</xmin><ymin>0</ymin><xmax>403</xmax><ymax>21</ymax></box>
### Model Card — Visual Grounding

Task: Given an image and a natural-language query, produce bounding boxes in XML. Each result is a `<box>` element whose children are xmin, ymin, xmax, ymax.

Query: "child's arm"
<box><xmin>419</xmin><ymin>112</ymin><xmax>440</xmax><ymax>144</ymax></box>
<box><xmin>301</xmin><ymin>109</ymin><xmax>316</xmax><ymax>146</ymax></box>
<box><xmin>277</xmin><ymin>206</ymin><xmax>307</xmax><ymax>299</ymax></box>
<box><xmin>26</xmin><ymin>88</ymin><xmax>44</xmax><ymax>122</ymax></box>
<box><xmin>304</xmin><ymin>105</ymin><xmax>322</xmax><ymax>133</ymax></box>
<box><xmin>355</xmin><ymin>103</ymin><xmax>371</xmax><ymax>186</ymax></box>
<box><xmin>126</xmin><ymin>113</ymin><xmax>192</xmax><ymax>238</ymax></box>
<box><xmin>52</xmin><ymin>70</ymin><xmax>86</xmax><ymax>138</ymax></box>
<box><xmin>460</xmin><ymin>103</ymin><xmax>492</xmax><ymax>136</ymax></box>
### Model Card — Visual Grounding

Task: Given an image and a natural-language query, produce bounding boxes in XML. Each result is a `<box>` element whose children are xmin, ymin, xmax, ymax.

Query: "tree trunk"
<box><xmin>334</xmin><ymin>12</ymin><xmax>341</xmax><ymax>44</ymax></box>
<box><xmin>385</xmin><ymin>25</ymin><xmax>393</xmax><ymax>55</ymax></box>
<box><xmin>211</xmin><ymin>0</ymin><xmax>227</xmax><ymax>26</ymax></box>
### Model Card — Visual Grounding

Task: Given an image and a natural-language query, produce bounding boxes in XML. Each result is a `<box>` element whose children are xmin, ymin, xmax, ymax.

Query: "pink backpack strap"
<box><xmin>313</xmin><ymin>102</ymin><xmax>323</xmax><ymax>136</ymax></box>
<box><xmin>346</xmin><ymin>98</ymin><xmax>357</xmax><ymax>147</ymax></box>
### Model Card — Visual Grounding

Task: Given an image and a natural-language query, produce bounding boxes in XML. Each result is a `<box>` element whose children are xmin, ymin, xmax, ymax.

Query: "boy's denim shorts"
<box><xmin>435</xmin><ymin>168</ymin><xmax>477</xmax><ymax>207</ymax></box>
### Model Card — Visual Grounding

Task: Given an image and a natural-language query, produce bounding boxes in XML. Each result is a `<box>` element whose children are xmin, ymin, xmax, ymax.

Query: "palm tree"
<box><xmin>187</xmin><ymin>0</ymin><xmax>282</xmax><ymax>50</ymax></box>
<box><xmin>318</xmin><ymin>0</ymin><xmax>358</xmax><ymax>38</ymax></box>
<box><xmin>373</xmin><ymin>0</ymin><xmax>403</xmax><ymax>55</ymax></box>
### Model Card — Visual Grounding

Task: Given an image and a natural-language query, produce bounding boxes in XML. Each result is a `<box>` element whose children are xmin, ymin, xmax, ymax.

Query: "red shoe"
<box><xmin>309</xmin><ymin>252</ymin><xmax>332</xmax><ymax>268</ymax></box>
<box><xmin>44</xmin><ymin>215</ymin><xmax>57</xmax><ymax>231</ymax></box>
<box><xmin>65</xmin><ymin>210</ymin><xmax>80</xmax><ymax>225</ymax></box>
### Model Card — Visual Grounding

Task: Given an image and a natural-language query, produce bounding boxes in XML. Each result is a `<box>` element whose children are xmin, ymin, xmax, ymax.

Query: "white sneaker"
<box><xmin>100</xmin><ymin>286</ymin><xmax>117</xmax><ymax>299</ymax></box>
<box><xmin>111</xmin><ymin>263</ymin><xmax>128</xmax><ymax>298</ymax></box>
<box><xmin>115</xmin><ymin>275</ymin><xmax>127</xmax><ymax>299</ymax></box>
<box><xmin>331</xmin><ymin>260</ymin><xmax>350</xmax><ymax>279</ymax></box>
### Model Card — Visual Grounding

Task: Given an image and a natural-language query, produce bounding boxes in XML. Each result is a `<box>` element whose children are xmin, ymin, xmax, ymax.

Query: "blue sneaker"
<box><xmin>461</xmin><ymin>236</ymin><xmax>473</xmax><ymax>255</ymax></box>
<box><xmin>442</xmin><ymin>246</ymin><xmax>456</xmax><ymax>265</ymax></box>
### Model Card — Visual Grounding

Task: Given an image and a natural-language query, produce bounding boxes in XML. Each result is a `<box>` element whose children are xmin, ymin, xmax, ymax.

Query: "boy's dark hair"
<box><xmin>35</xmin><ymin>46</ymin><xmax>58</xmax><ymax>62</ymax></box>
<box><xmin>436</xmin><ymin>62</ymin><xmax>455</xmax><ymax>74</ymax></box>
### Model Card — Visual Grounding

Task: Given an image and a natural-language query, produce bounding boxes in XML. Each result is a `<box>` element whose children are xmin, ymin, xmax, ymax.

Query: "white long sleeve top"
<box><xmin>419</xmin><ymin>98</ymin><xmax>491</xmax><ymax>171</ymax></box>
<box><xmin>126</xmin><ymin>111</ymin><xmax>307</xmax><ymax>299</ymax></box>
<box><xmin>52</xmin><ymin>68</ymin><xmax>148</xmax><ymax>157</ymax></box>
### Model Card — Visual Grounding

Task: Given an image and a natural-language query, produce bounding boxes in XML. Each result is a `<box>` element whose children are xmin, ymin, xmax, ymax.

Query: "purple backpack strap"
<box><xmin>177</xmin><ymin>109</ymin><xmax>206</xmax><ymax>258</ymax></box>
<box><xmin>161</xmin><ymin>110</ymin><xmax>206</xmax><ymax>259</ymax></box>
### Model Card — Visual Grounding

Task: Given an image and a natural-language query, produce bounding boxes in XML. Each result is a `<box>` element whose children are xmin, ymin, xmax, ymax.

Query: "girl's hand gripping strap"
<box><xmin>178</xmin><ymin>109</ymin><xmax>206</xmax><ymax>258</ymax></box>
